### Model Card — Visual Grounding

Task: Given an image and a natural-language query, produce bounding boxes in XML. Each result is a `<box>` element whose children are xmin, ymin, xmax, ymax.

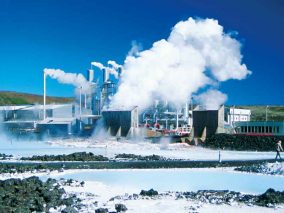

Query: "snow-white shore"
<box><xmin>62</xmin><ymin>180</ymin><xmax>284</xmax><ymax>213</ymax></box>
<box><xmin>1</xmin><ymin>137</ymin><xmax>280</xmax><ymax>162</ymax></box>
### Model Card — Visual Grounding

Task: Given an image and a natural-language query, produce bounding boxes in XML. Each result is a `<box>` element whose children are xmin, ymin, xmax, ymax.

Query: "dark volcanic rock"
<box><xmin>0</xmin><ymin>153</ymin><xmax>13</xmax><ymax>160</ymax></box>
<box><xmin>62</xmin><ymin>206</ymin><xmax>79</xmax><ymax>213</ymax></box>
<box><xmin>115</xmin><ymin>153</ymin><xmax>165</xmax><ymax>161</ymax></box>
<box><xmin>115</xmin><ymin>203</ymin><xmax>128</xmax><ymax>212</ymax></box>
<box><xmin>204</xmin><ymin>133</ymin><xmax>284</xmax><ymax>151</ymax></box>
<box><xmin>95</xmin><ymin>208</ymin><xmax>109</xmax><ymax>213</ymax></box>
<box><xmin>140</xmin><ymin>189</ymin><xmax>158</xmax><ymax>196</ymax></box>
<box><xmin>255</xmin><ymin>188</ymin><xmax>284</xmax><ymax>207</ymax></box>
<box><xmin>183</xmin><ymin>189</ymin><xmax>284</xmax><ymax>207</ymax></box>
<box><xmin>0</xmin><ymin>176</ymin><xmax>79</xmax><ymax>212</ymax></box>
<box><xmin>21</xmin><ymin>152</ymin><xmax>109</xmax><ymax>162</ymax></box>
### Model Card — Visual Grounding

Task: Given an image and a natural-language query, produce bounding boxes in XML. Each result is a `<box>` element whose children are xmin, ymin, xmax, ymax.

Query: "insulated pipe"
<box><xmin>43</xmin><ymin>71</ymin><xmax>46</xmax><ymax>120</ymax></box>
<box><xmin>185</xmin><ymin>102</ymin><xmax>189</xmax><ymax>122</ymax></box>
<box><xmin>79</xmin><ymin>87</ymin><xmax>82</xmax><ymax>118</ymax></box>
<box><xmin>191</xmin><ymin>97</ymin><xmax>193</xmax><ymax>126</ymax></box>
<box><xmin>84</xmin><ymin>93</ymin><xmax>87</xmax><ymax>109</ymax></box>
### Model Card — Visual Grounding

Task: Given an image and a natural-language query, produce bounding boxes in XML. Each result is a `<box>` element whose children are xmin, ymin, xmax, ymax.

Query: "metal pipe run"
<box><xmin>84</xmin><ymin>93</ymin><xmax>87</xmax><ymax>109</ymax></box>
<box><xmin>43</xmin><ymin>71</ymin><xmax>46</xmax><ymax>120</ymax></box>
<box><xmin>79</xmin><ymin>87</ymin><xmax>82</xmax><ymax>118</ymax></box>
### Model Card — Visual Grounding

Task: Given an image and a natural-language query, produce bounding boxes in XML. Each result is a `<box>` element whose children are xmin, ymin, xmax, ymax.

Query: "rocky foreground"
<box><xmin>235</xmin><ymin>162</ymin><xmax>284</xmax><ymax>176</ymax></box>
<box><xmin>0</xmin><ymin>177</ymin><xmax>81</xmax><ymax>212</ymax></box>
<box><xmin>0</xmin><ymin>175</ymin><xmax>284</xmax><ymax>212</ymax></box>
<box><xmin>68</xmin><ymin>187</ymin><xmax>284</xmax><ymax>213</ymax></box>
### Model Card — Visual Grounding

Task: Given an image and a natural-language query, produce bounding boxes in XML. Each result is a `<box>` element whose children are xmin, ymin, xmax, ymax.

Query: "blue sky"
<box><xmin>0</xmin><ymin>0</ymin><xmax>283</xmax><ymax>105</ymax></box>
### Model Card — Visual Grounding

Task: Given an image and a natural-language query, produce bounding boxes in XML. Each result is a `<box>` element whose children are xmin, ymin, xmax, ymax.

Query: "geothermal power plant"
<box><xmin>0</xmin><ymin>62</ymin><xmax>284</xmax><ymax>140</ymax></box>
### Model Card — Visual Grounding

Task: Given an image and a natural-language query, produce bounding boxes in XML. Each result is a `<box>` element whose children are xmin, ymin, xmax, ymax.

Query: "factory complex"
<box><xmin>1</xmin><ymin>65</ymin><xmax>284</xmax><ymax>141</ymax></box>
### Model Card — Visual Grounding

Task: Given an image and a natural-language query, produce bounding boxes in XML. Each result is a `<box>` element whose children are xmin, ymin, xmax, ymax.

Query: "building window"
<box><xmin>276</xmin><ymin>126</ymin><xmax>280</xmax><ymax>133</ymax></box>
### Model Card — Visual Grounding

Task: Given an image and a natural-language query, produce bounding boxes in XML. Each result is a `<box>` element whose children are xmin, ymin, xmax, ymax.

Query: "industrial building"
<box><xmin>234</xmin><ymin>121</ymin><xmax>284</xmax><ymax>136</ymax></box>
<box><xmin>2</xmin><ymin>60</ymin><xmax>279</xmax><ymax>140</ymax></box>
<box><xmin>0</xmin><ymin>62</ymin><xmax>144</xmax><ymax>138</ymax></box>
<box><xmin>225</xmin><ymin>107</ymin><xmax>251</xmax><ymax>126</ymax></box>
<box><xmin>192</xmin><ymin>105</ymin><xmax>225</xmax><ymax>139</ymax></box>
<box><xmin>102</xmin><ymin>106</ymin><xmax>139</xmax><ymax>137</ymax></box>
<box><xmin>0</xmin><ymin>104</ymin><xmax>91</xmax><ymax>136</ymax></box>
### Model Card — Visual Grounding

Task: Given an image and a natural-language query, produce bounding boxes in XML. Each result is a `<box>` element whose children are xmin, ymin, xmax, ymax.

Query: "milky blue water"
<box><xmin>0</xmin><ymin>138</ymin><xmax>106</xmax><ymax>157</ymax></box>
<box><xmin>44</xmin><ymin>169</ymin><xmax>284</xmax><ymax>194</ymax></box>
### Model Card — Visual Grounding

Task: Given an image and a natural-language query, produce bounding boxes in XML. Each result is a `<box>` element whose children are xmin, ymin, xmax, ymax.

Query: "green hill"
<box><xmin>0</xmin><ymin>91</ymin><xmax>73</xmax><ymax>105</ymax></box>
<box><xmin>236</xmin><ymin>105</ymin><xmax>284</xmax><ymax>121</ymax></box>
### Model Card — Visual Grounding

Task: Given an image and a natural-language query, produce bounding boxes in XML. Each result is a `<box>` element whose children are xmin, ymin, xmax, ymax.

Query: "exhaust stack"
<box><xmin>103</xmin><ymin>68</ymin><xmax>109</xmax><ymax>83</ymax></box>
<box><xmin>88</xmin><ymin>69</ymin><xmax>94</xmax><ymax>82</ymax></box>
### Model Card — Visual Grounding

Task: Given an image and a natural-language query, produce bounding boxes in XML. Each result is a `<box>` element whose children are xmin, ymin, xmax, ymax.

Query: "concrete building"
<box><xmin>192</xmin><ymin>106</ymin><xmax>225</xmax><ymax>138</ymax></box>
<box><xmin>102</xmin><ymin>106</ymin><xmax>139</xmax><ymax>137</ymax></box>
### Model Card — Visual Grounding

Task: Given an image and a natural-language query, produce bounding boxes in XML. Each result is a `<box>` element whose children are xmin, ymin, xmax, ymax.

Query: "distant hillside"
<box><xmin>0</xmin><ymin>91</ymin><xmax>73</xmax><ymax>105</ymax></box>
<box><xmin>236</xmin><ymin>105</ymin><xmax>284</xmax><ymax>121</ymax></box>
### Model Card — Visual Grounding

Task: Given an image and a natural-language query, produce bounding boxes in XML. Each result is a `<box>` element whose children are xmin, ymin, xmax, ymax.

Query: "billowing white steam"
<box><xmin>195</xmin><ymin>89</ymin><xmax>227</xmax><ymax>110</ymax></box>
<box><xmin>91</xmin><ymin>61</ymin><xmax>122</xmax><ymax>79</ymax></box>
<box><xmin>44</xmin><ymin>68</ymin><xmax>92</xmax><ymax>94</ymax></box>
<box><xmin>110</xmin><ymin>17</ymin><xmax>251</xmax><ymax>110</ymax></box>
<box><xmin>107</xmin><ymin>60</ymin><xmax>122</xmax><ymax>69</ymax></box>
<box><xmin>127</xmin><ymin>41</ymin><xmax>143</xmax><ymax>57</ymax></box>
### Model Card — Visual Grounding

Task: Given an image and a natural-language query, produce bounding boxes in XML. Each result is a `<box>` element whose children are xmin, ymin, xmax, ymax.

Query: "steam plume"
<box><xmin>91</xmin><ymin>61</ymin><xmax>122</xmax><ymax>79</ymax></box>
<box><xmin>195</xmin><ymin>90</ymin><xmax>227</xmax><ymax>110</ymax></box>
<box><xmin>110</xmin><ymin>17</ymin><xmax>251</xmax><ymax>110</ymax></box>
<box><xmin>107</xmin><ymin>60</ymin><xmax>122</xmax><ymax>69</ymax></box>
<box><xmin>44</xmin><ymin>68</ymin><xmax>92</xmax><ymax>94</ymax></box>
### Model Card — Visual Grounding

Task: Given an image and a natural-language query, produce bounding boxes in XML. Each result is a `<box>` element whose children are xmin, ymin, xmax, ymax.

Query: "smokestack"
<box><xmin>103</xmin><ymin>68</ymin><xmax>109</xmax><ymax>83</ymax></box>
<box><xmin>88</xmin><ymin>69</ymin><xmax>94</xmax><ymax>82</ymax></box>
<box><xmin>43</xmin><ymin>71</ymin><xmax>46</xmax><ymax>120</ymax></box>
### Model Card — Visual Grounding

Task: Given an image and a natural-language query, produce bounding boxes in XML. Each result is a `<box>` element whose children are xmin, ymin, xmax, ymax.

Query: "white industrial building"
<box><xmin>226</xmin><ymin>107</ymin><xmax>251</xmax><ymax>126</ymax></box>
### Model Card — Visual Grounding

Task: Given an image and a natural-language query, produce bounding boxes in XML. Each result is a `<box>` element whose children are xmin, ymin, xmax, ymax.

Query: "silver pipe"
<box><xmin>84</xmin><ymin>93</ymin><xmax>87</xmax><ymax>109</ymax></box>
<box><xmin>79</xmin><ymin>87</ymin><xmax>82</xmax><ymax>118</ymax></box>
<box><xmin>43</xmin><ymin>71</ymin><xmax>46</xmax><ymax>120</ymax></box>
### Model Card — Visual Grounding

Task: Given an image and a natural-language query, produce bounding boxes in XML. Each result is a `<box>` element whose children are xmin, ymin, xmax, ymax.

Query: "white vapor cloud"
<box><xmin>127</xmin><ymin>40</ymin><xmax>143</xmax><ymax>57</ymax></box>
<box><xmin>91</xmin><ymin>61</ymin><xmax>122</xmax><ymax>79</ymax></box>
<box><xmin>107</xmin><ymin>60</ymin><xmax>122</xmax><ymax>69</ymax></box>
<box><xmin>110</xmin><ymin>17</ymin><xmax>251</xmax><ymax>110</ymax></box>
<box><xmin>91</xmin><ymin>62</ymin><xmax>105</xmax><ymax>70</ymax></box>
<box><xmin>195</xmin><ymin>89</ymin><xmax>228</xmax><ymax>110</ymax></box>
<box><xmin>44</xmin><ymin>68</ymin><xmax>92</xmax><ymax>94</ymax></box>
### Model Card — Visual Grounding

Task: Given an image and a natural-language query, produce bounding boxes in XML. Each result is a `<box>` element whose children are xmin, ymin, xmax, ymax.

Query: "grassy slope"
<box><xmin>0</xmin><ymin>91</ymin><xmax>73</xmax><ymax>105</ymax></box>
<box><xmin>236</xmin><ymin>105</ymin><xmax>284</xmax><ymax>121</ymax></box>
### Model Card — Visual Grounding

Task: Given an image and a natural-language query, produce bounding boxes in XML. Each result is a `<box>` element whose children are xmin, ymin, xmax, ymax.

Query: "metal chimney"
<box><xmin>88</xmin><ymin>69</ymin><xmax>94</xmax><ymax>82</ymax></box>
<box><xmin>103</xmin><ymin>68</ymin><xmax>109</xmax><ymax>83</ymax></box>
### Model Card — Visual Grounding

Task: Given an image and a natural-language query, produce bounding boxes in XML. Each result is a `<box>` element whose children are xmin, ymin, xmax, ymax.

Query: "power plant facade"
<box><xmin>1</xmin><ymin>64</ymin><xmax>280</xmax><ymax>140</ymax></box>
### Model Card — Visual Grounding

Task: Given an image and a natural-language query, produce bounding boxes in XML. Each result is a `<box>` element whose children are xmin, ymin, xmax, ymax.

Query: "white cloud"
<box><xmin>109</xmin><ymin>17</ymin><xmax>251</xmax><ymax>110</ymax></box>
